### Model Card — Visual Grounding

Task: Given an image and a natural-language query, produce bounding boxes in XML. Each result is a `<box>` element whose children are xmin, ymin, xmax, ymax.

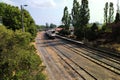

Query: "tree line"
<box><xmin>61</xmin><ymin>0</ymin><xmax>90</xmax><ymax>39</ymax></box>
<box><xmin>60</xmin><ymin>0</ymin><xmax>120</xmax><ymax>43</ymax></box>
<box><xmin>0</xmin><ymin>2</ymin><xmax>46</xmax><ymax>80</ymax></box>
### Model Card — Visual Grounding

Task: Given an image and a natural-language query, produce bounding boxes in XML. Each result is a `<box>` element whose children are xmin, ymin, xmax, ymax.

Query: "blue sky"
<box><xmin>0</xmin><ymin>0</ymin><xmax>118</xmax><ymax>25</ymax></box>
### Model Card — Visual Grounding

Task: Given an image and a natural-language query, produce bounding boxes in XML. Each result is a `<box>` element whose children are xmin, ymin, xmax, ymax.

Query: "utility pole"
<box><xmin>0</xmin><ymin>16</ymin><xmax>2</xmax><ymax>25</ymax></box>
<box><xmin>21</xmin><ymin>5</ymin><xmax>28</xmax><ymax>32</ymax></box>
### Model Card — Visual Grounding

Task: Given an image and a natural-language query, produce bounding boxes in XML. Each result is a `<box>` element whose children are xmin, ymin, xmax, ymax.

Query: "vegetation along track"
<box><xmin>57</xmin><ymin>39</ymin><xmax>120</xmax><ymax>75</ymax></box>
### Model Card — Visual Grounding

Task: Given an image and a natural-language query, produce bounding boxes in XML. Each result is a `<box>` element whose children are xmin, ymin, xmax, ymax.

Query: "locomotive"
<box><xmin>46</xmin><ymin>29</ymin><xmax>56</xmax><ymax>39</ymax></box>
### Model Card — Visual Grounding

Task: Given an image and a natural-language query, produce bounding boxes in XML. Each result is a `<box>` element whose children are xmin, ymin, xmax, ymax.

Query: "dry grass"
<box><xmin>100</xmin><ymin>43</ymin><xmax>120</xmax><ymax>52</ymax></box>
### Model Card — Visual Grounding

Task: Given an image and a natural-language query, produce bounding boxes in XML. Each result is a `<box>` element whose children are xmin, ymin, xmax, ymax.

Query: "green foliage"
<box><xmin>50</xmin><ymin>23</ymin><xmax>56</xmax><ymax>28</ymax></box>
<box><xmin>71</xmin><ymin>0</ymin><xmax>90</xmax><ymax>39</ymax></box>
<box><xmin>71</xmin><ymin>0</ymin><xmax>80</xmax><ymax>28</ymax></box>
<box><xmin>101</xmin><ymin>24</ymin><xmax>107</xmax><ymax>31</ymax></box>
<box><xmin>35</xmin><ymin>73</ymin><xmax>46</xmax><ymax>80</ymax></box>
<box><xmin>114</xmin><ymin>13</ymin><xmax>120</xmax><ymax>23</ymax></box>
<box><xmin>58</xmin><ymin>29</ymin><xmax>70</xmax><ymax>36</ymax></box>
<box><xmin>86</xmin><ymin>23</ymin><xmax>98</xmax><ymax>41</ymax></box>
<box><xmin>0</xmin><ymin>2</ymin><xmax>37</xmax><ymax>37</ymax></box>
<box><xmin>112</xmin><ymin>22</ymin><xmax>120</xmax><ymax>42</ymax></box>
<box><xmin>108</xmin><ymin>2</ymin><xmax>114</xmax><ymax>23</ymax></box>
<box><xmin>104</xmin><ymin>2</ymin><xmax>108</xmax><ymax>24</ymax></box>
<box><xmin>61</xmin><ymin>6</ymin><xmax>71</xmax><ymax>30</ymax></box>
<box><xmin>0</xmin><ymin>25</ymin><xmax>46</xmax><ymax>80</ymax></box>
<box><xmin>45</xmin><ymin>23</ymin><xmax>49</xmax><ymax>28</ymax></box>
<box><xmin>74</xmin><ymin>29</ymin><xmax>83</xmax><ymax>39</ymax></box>
<box><xmin>91</xmin><ymin>23</ymin><xmax>98</xmax><ymax>32</ymax></box>
<box><xmin>104</xmin><ymin>2</ymin><xmax>114</xmax><ymax>24</ymax></box>
<box><xmin>58</xmin><ymin>25</ymin><xmax>65</xmax><ymax>28</ymax></box>
<box><xmin>36</xmin><ymin>25</ymin><xmax>47</xmax><ymax>31</ymax></box>
<box><xmin>80</xmin><ymin>0</ymin><xmax>90</xmax><ymax>27</ymax></box>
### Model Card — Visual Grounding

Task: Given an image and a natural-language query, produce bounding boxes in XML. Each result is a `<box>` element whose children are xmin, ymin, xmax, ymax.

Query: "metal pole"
<box><xmin>0</xmin><ymin>16</ymin><xmax>2</xmax><ymax>25</ymax></box>
<box><xmin>21</xmin><ymin>5</ymin><xmax>24</xmax><ymax>32</ymax></box>
<box><xmin>83</xmin><ymin>27</ymin><xmax>86</xmax><ymax>43</ymax></box>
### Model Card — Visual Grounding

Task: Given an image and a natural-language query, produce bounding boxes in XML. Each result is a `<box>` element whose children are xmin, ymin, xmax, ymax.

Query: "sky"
<box><xmin>0</xmin><ymin>0</ymin><xmax>119</xmax><ymax>25</ymax></box>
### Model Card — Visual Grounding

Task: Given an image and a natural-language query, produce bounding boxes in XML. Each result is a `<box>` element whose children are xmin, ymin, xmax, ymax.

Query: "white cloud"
<box><xmin>27</xmin><ymin>0</ymin><xmax>56</xmax><ymax>8</ymax></box>
<box><xmin>0</xmin><ymin>0</ymin><xmax>16</xmax><ymax>6</ymax></box>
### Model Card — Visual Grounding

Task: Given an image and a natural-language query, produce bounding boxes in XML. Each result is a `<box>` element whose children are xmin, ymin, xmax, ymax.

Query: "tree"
<box><xmin>104</xmin><ymin>2</ymin><xmax>108</xmax><ymax>24</ymax></box>
<box><xmin>71</xmin><ymin>0</ymin><xmax>90</xmax><ymax>39</ymax></box>
<box><xmin>108</xmin><ymin>2</ymin><xmax>114</xmax><ymax>23</ymax></box>
<box><xmin>104</xmin><ymin>2</ymin><xmax>114</xmax><ymax>24</ymax></box>
<box><xmin>0</xmin><ymin>25</ymin><xmax>46</xmax><ymax>80</ymax></box>
<box><xmin>50</xmin><ymin>23</ymin><xmax>56</xmax><ymax>28</ymax></box>
<box><xmin>79</xmin><ymin>0</ymin><xmax>90</xmax><ymax>39</ymax></box>
<box><xmin>71</xmin><ymin>0</ymin><xmax>80</xmax><ymax>29</ymax></box>
<box><xmin>45</xmin><ymin>23</ymin><xmax>49</xmax><ymax>28</ymax></box>
<box><xmin>91</xmin><ymin>23</ymin><xmax>98</xmax><ymax>32</ymax></box>
<box><xmin>61</xmin><ymin>6</ymin><xmax>71</xmax><ymax>30</ymax></box>
<box><xmin>71</xmin><ymin>0</ymin><xmax>82</xmax><ymax>38</ymax></box>
<box><xmin>0</xmin><ymin>3</ymin><xmax>37</xmax><ymax>37</ymax></box>
<box><xmin>80</xmin><ymin>0</ymin><xmax>90</xmax><ymax>27</ymax></box>
<box><xmin>86</xmin><ymin>23</ymin><xmax>98</xmax><ymax>41</ymax></box>
<box><xmin>114</xmin><ymin>13</ymin><xmax>120</xmax><ymax>23</ymax></box>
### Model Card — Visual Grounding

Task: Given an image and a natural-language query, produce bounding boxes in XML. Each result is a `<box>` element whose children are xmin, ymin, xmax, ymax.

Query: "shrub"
<box><xmin>0</xmin><ymin>25</ymin><xmax>46</xmax><ymax>80</ymax></box>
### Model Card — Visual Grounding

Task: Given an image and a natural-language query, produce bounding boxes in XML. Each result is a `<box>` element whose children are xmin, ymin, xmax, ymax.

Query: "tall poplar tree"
<box><xmin>80</xmin><ymin>0</ymin><xmax>90</xmax><ymax>28</ymax></box>
<box><xmin>61</xmin><ymin>6</ymin><xmax>71</xmax><ymax>30</ymax></box>
<box><xmin>104</xmin><ymin>2</ymin><xmax>108</xmax><ymax>24</ymax></box>
<box><xmin>79</xmin><ymin>0</ymin><xmax>90</xmax><ymax>40</ymax></box>
<box><xmin>108</xmin><ymin>2</ymin><xmax>114</xmax><ymax>23</ymax></box>
<box><xmin>71</xmin><ymin>0</ymin><xmax>81</xmax><ymax>38</ymax></box>
<box><xmin>71</xmin><ymin>0</ymin><xmax>90</xmax><ymax>38</ymax></box>
<box><xmin>71</xmin><ymin>0</ymin><xmax>80</xmax><ymax>28</ymax></box>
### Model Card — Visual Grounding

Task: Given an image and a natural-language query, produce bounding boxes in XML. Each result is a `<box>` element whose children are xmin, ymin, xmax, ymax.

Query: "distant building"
<box><xmin>55</xmin><ymin>28</ymin><xmax>63</xmax><ymax>33</ymax></box>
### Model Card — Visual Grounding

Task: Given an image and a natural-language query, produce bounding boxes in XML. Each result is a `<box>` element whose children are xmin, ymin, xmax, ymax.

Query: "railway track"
<box><xmin>63</xmin><ymin>43</ymin><xmax>120</xmax><ymax>74</ymax></box>
<box><xmin>58</xmin><ymin>40</ymin><xmax>120</xmax><ymax>75</ymax></box>
<box><xmin>36</xmin><ymin>33</ymin><xmax>74</xmax><ymax>80</ymax></box>
<box><xmin>48</xmin><ymin>43</ymin><xmax>97</xmax><ymax>80</ymax></box>
<box><xmin>47</xmin><ymin>38</ymin><xmax>120</xmax><ymax>79</ymax></box>
<box><xmin>36</xmin><ymin>32</ymin><xmax>120</xmax><ymax>80</ymax></box>
<box><xmin>55</xmin><ymin>39</ymin><xmax>120</xmax><ymax>75</ymax></box>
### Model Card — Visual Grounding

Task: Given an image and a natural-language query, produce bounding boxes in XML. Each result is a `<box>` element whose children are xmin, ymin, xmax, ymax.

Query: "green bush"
<box><xmin>59</xmin><ymin>29</ymin><xmax>70</xmax><ymax>36</ymax></box>
<box><xmin>0</xmin><ymin>25</ymin><xmax>46</xmax><ymax>80</ymax></box>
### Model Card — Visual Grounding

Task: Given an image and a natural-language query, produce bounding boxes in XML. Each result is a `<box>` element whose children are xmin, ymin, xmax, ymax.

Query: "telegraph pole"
<box><xmin>21</xmin><ymin>5</ymin><xmax>28</xmax><ymax>32</ymax></box>
<box><xmin>0</xmin><ymin>16</ymin><xmax>2</xmax><ymax>25</ymax></box>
